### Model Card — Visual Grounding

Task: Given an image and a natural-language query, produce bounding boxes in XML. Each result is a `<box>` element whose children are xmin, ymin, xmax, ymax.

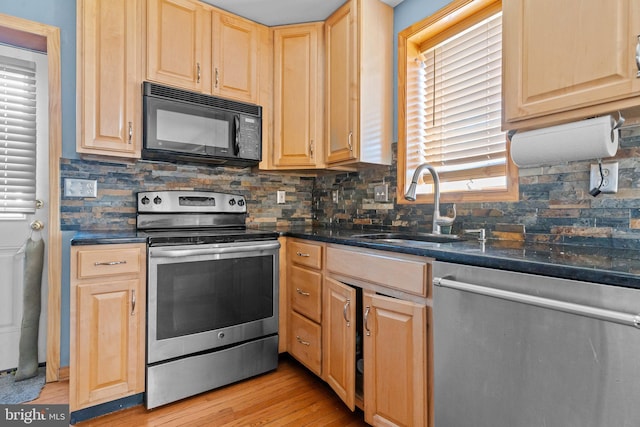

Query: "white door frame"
<box><xmin>0</xmin><ymin>13</ymin><xmax>62</xmax><ymax>383</ymax></box>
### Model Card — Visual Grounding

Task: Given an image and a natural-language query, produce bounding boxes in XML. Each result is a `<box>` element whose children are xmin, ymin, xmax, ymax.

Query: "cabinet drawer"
<box><xmin>289</xmin><ymin>311</ymin><xmax>322</xmax><ymax>376</ymax></box>
<box><xmin>326</xmin><ymin>246</ymin><xmax>430</xmax><ymax>297</ymax></box>
<box><xmin>76</xmin><ymin>245</ymin><xmax>144</xmax><ymax>280</ymax></box>
<box><xmin>289</xmin><ymin>265</ymin><xmax>322</xmax><ymax>323</ymax></box>
<box><xmin>288</xmin><ymin>240</ymin><xmax>323</xmax><ymax>269</ymax></box>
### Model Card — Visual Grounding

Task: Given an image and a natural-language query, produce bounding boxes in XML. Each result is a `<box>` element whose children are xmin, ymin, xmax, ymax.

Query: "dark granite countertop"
<box><xmin>279</xmin><ymin>227</ymin><xmax>640</xmax><ymax>290</ymax></box>
<box><xmin>70</xmin><ymin>228</ymin><xmax>640</xmax><ymax>290</ymax></box>
<box><xmin>71</xmin><ymin>231</ymin><xmax>147</xmax><ymax>246</ymax></box>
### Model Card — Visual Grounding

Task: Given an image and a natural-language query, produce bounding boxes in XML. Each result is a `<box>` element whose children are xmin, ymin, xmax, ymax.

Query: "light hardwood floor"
<box><xmin>30</xmin><ymin>356</ymin><xmax>368</xmax><ymax>426</ymax></box>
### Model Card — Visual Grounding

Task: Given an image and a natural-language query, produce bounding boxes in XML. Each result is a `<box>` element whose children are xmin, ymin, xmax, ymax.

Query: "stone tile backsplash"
<box><xmin>62</xmin><ymin>132</ymin><xmax>640</xmax><ymax>249</ymax></box>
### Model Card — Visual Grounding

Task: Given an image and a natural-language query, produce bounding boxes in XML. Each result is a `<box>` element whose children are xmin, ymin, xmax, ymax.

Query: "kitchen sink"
<box><xmin>351</xmin><ymin>232</ymin><xmax>467</xmax><ymax>245</ymax></box>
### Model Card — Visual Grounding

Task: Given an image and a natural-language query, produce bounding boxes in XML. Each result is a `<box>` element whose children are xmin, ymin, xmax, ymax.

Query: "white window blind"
<box><xmin>0</xmin><ymin>55</ymin><xmax>37</xmax><ymax>214</ymax></box>
<box><xmin>408</xmin><ymin>12</ymin><xmax>505</xmax><ymax>193</ymax></box>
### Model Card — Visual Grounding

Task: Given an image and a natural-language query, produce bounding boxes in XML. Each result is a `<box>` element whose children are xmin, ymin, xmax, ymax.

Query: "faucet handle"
<box><xmin>435</xmin><ymin>204</ymin><xmax>456</xmax><ymax>226</ymax></box>
<box><xmin>463</xmin><ymin>228</ymin><xmax>486</xmax><ymax>242</ymax></box>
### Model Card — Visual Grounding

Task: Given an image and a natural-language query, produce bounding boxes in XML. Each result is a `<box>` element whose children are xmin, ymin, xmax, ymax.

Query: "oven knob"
<box><xmin>141</xmin><ymin>196</ymin><xmax>150</xmax><ymax>205</ymax></box>
<box><xmin>228</xmin><ymin>199</ymin><xmax>236</xmax><ymax>206</ymax></box>
<box><xmin>218</xmin><ymin>332</ymin><xmax>225</xmax><ymax>339</ymax></box>
<box><xmin>153</xmin><ymin>196</ymin><xmax>162</xmax><ymax>205</ymax></box>
<box><xmin>238</xmin><ymin>199</ymin><xmax>245</xmax><ymax>207</ymax></box>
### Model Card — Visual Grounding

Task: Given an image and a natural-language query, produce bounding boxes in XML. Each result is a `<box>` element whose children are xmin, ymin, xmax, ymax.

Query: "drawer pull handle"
<box><xmin>343</xmin><ymin>298</ymin><xmax>351</xmax><ymax>327</ymax></box>
<box><xmin>364</xmin><ymin>305</ymin><xmax>371</xmax><ymax>336</ymax></box>
<box><xmin>296</xmin><ymin>288</ymin><xmax>310</xmax><ymax>296</ymax></box>
<box><xmin>296</xmin><ymin>336</ymin><xmax>311</xmax><ymax>346</ymax></box>
<box><xmin>197</xmin><ymin>62</ymin><xmax>201</xmax><ymax>83</ymax></box>
<box><xmin>296</xmin><ymin>251</ymin><xmax>310</xmax><ymax>257</ymax></box>
<box><xmin>128</xmin><ymin>121</ymin><xmax>133</xmax><ymax>144</ymax></box>
<box><xmin>636</xmin><ymin>35</ymin><xmax>640</xmax><ymax>77</ymax></box>
<box><xmin>94</xmin><ymin>260</ymin><xmax>127</xmax><ymax>266</ymax></box>
<box><xmin>131</xmin><ymin>289</ymin><xmax>136</xmax><ymax>316</ymax></box>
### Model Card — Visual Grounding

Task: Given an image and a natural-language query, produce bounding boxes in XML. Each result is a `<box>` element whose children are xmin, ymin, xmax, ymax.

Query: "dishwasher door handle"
<box><xmin>434</xmin><ymin>276</ymin><xmax>640</xmax><ymax>329</ymax></box>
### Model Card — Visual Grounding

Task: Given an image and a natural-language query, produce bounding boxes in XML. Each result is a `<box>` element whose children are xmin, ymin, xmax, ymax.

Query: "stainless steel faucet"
<box><xmin>404</xmin><ymin>163</ymin><xmax>456</xmax><ymax>234</ymax></box>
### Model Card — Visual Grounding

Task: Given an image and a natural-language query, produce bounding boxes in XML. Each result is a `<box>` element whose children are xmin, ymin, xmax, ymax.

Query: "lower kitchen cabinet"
<box><xmin>363</xmin><ymin>292</ymin><xmax>427</xmax><ymax>427</ymax></box>
<box><xmin>323</xmin><ymin>277</ymin><xmax>357</xmax><ymax>410</ymax></box>
<box><xmin>282</xmin><ymin>240</ymin><xmax>431</xmax><ymax>426</ymax></box>
<box><xmin>286</xmin><ymin>239</ymin><xmax>325</xmax><ymax>374</ymax></box>
<box><xmin>70</xmin><ymin>243</ymin><xmax>146</xmax><ymax>412</ymax></box>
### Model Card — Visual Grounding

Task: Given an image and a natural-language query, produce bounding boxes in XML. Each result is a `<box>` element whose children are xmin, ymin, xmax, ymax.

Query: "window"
<box><xmin>0</xmin><ymin>53</ymin><xmax>37</xmax><ymax>214</ymax></box>
<box><xmin>398</xmin><ymin>0</ymin><xmax>518</xmax><ymax>204</ymax></box>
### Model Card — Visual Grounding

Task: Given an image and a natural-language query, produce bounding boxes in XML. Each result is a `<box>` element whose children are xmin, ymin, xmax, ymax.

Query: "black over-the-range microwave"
<box><xmin>142</xmin><ymin>82</ymin><xmax>262</xmax><ymax>167</ymax></box>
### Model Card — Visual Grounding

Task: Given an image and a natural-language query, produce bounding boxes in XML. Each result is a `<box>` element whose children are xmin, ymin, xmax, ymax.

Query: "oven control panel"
<box><xmin>137</xmin><ymin>191</ymin><xmax>247</xmax><ymax>213</ymax></box>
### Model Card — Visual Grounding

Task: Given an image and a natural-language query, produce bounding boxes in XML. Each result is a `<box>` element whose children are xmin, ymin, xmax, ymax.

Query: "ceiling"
<box><xmin>201</xmin><ymin>0</ymin><xmax>404</xmax><ymax>26</ymax></box>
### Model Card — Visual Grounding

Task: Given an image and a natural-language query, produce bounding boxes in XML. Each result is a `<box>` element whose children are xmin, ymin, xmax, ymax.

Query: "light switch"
<box><xmin>64</xmin><ymin>178</ymin><xmax>98</xmax><ymax>198</ymax></box>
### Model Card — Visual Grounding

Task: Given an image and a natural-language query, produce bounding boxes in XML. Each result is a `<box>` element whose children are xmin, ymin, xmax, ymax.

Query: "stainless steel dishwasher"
<box><xmin>432</xmin><ymin>261</ymin><xmax>640</xmax><ymax>427</ymax></box>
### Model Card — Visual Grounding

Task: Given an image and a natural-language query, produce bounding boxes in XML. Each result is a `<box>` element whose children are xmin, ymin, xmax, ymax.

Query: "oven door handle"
<box><xmin>149</xmin><ymin>241</ymin><xmax>281</xmax><ymax>258</ymax></box>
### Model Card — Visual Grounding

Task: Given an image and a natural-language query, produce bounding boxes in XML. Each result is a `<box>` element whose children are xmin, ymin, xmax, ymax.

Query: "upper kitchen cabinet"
<box><xmin>146</xmin><ymin>0</ymin><xmax>268</xmax><ymax>105</ymax></box>
<box><xmin>77</xmin><ymin>0</ymin><xmax>143</xmax><ymax>158</ymax></box>
<box><xmin>211</xmin><ymin>9</ymin><xmax>266</xmax><ymax>104</ymax></box>
<box><xmin>503</xmin><ymin>0</ymin><xmax>640</xmax><ymax>129</ymax></box>
<box><xmin>267</xmin><ymin>22</ymin><xmax>325</xmax><ymax>169</ymax></box>
<box><xmin>146</xmin><ymin>0</ymin><xmax>211</xmax><ymax>92</ymax></box>
<box><xmin>325</xmin><ymin>0</ymin><xmax>393</xmax><ymax>167</ymax></box>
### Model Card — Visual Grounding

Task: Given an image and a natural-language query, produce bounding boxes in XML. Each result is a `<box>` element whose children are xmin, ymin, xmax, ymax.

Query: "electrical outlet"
<box><xmin>590</xmin><ymin>162</ymin><xmax>618</xmax><ymax>194</ymax></box>
<box><xmin>374</xmin><ymin>184</ymin><xmax>389</xmax><ymax>202</ymax></box>
<box><xmin>64</xmin><ymin>178</ymin><xmax>97</xmax><ymax>198</ymax></box>
<box><xmin>277</xmin><ymin>190</ymin><xmax>286</xmax><ymax>204</ymax></box>
<box><xmin>332</xmin><ymin>190</ymin><xmax>339</xmax><ymax>203</ymax></box>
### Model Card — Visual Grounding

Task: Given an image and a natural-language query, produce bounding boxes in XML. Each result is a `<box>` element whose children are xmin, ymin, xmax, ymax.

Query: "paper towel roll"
<box><xmin>510</xmin><ymin>115</ymin><xmax>618</xmax><ymax>167</ymax></box>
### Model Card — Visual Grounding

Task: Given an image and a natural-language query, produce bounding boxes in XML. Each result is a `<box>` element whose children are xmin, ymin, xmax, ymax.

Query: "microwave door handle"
<box><xmin>233</xmin><ymin>115</ymin><xmax>240</xmax><ymax>155</ymax></box>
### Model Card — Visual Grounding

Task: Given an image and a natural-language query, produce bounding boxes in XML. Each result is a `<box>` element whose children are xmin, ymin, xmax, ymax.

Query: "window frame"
<box><xmin>397</xmin><ymin>0</ymin><xmax>518</xmax><ymax>205</ymax></box>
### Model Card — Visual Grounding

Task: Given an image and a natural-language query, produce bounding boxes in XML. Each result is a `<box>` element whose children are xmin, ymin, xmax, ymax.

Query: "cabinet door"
<box><xmin>363</xmin><ymin>292</ymin><xmax>427</xmax><ymax>427</ymax></box>
<box><xmin>323</xmin><ymin>277</ymin><xmax>356</xmax><ymax>410</ymax></box>
<box><xmin>77</xmin><ymin>0</ymin><xmax>141</xmax><ymax>158</ymax></box>
<box><xmin>146</xmin><ymin>0</ymin><xmax>209</xmax><ymax>91</ymax></box>
<box><xmin>211</xmin><ymin>10</ymin><xmax>259</xmax><ymax>102</ymax></box>
<box><xmin>325</xmin><ymin>0</ymin><xmax>358</xmax><ymax>164</ymax></box>
<box><xmin>273</xmin><ymin>23</ymin><xmax>324</xmax><ymax>168</ymax></box>
<box><xmin>503</xmin><ymin>0</ymin><xmax>640</xmax><ymax>124</ymax></box>
<box><xmin>73</xmin><ymin>279</ymin><xmax>144</xmax><ymax>410</ymax></box>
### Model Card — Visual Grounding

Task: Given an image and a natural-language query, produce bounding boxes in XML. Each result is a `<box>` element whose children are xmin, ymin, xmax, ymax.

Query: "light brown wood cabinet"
<box><xmin>322</xmin><ymin>276</ymin><xmax>357</xmax><ymax>410</ymax></box>
<box><xmin>286</xmin><ymin>239</ymin><xmax>325</xmax><ymax>376</ymax></box>
<box><xmin>211</xmin><ymin>9</ymin><xmax>263</xmax><ymax>103</ymax></box>
<box><xmin>266</xmin><ymin>22</ymin><xmax>325</xmax><ymax>170</ymax></box>
<box><xmin>363</xmin><ymin>292</ymin><xmax>427</xmax><ymax>427</ymax></box>
<box><xmin>323</xmin><ymin>243</ymin><xmax>431</xmax><ymax>426</ymax></box>
<box><xmin>145</xmin><ymin>0</ymin><xmax>267</xmax><ymax>105</ymax></box>
<box><xmin>70</xmin><ymin>243</ymin><xmax>146</xmax><ymax>411</ymax></box>
<box><xmin>325</xmin><ymin>0</ymin><xmax>393</xmax><ymax>167</ymax></box>
<box><xmin>502</xmin><ymin>0</ymin><xmax>640</xmax><ymax>129</ymax></box>
<box><xmin>76</xmin><ymin>0</ymin><xmax>142</xmax><ymax>158</ymax></box>
<box><xmin>146</xmin><ymin>0</ymin><xmax>210</xmax><ymax>92</ymax></box>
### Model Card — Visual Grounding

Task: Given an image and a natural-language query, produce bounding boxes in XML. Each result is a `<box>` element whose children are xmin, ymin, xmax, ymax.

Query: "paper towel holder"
<box><xmin>509</xmin><ymin>114</ymin><xmax>624</xmax><ymax>167</ymax></box>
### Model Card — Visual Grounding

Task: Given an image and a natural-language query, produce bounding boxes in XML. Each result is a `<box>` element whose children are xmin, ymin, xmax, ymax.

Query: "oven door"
<box><xmin>147</xmin><ymin>240</ymin><xmax>280</xmax><ymax>364</ymax></box>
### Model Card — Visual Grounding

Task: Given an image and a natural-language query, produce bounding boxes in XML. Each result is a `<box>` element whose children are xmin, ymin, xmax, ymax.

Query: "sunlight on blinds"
<box><xmin>0</xmin><ymin>55</ymin><xmax>37</xmax><ymax>214</ymax></box>
<box><xmin>408</xmin><ymin>12</ymin><xmax>506</xmax><ymax>194</ymax></box>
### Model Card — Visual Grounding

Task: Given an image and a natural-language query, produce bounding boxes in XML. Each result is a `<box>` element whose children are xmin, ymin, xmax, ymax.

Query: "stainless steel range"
<box><xmin>137</xmin><ymin>190</ymin><xmax>280</xmax><ymax>409</ymax></box>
